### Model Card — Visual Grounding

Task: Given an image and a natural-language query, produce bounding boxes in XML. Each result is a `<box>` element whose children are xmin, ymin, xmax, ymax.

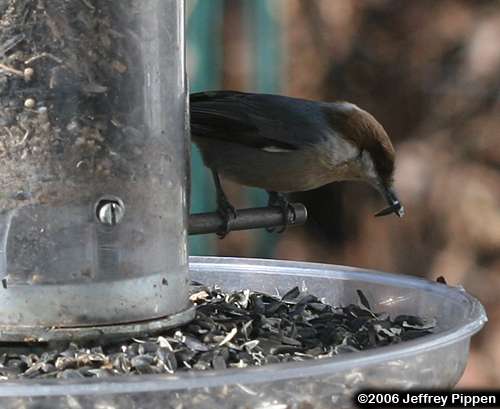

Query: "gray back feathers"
<box><xmin>190</xmin><ymin>91</ymin><xmax>330</xmax><ymax>151</ymax></box>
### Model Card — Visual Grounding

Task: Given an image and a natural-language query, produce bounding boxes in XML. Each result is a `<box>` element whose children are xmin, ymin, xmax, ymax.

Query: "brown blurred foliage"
<box><xmin>215</xmin><ymin>0</ymin><xmax>500</xmax><ymax>387</ymax></box>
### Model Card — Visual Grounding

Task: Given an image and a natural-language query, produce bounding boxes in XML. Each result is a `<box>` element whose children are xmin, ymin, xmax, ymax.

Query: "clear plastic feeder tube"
<box><xmin>0</xmin><ymin>0</ymin><xmax>192</xmax><ymax>338</ymax></box>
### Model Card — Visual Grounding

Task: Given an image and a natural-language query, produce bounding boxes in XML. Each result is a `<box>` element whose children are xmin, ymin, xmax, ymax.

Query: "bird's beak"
<box><xmin>374</xmin><ymin>185</ymin><xmax>405</xmax><ymax>218</ymax></box>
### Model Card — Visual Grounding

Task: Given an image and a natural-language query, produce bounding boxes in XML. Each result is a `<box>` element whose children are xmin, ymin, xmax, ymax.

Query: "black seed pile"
<box><xmin>0</xmin><ymin>284</ymin><xmax>435</xmax><ymax>380</ymax></box>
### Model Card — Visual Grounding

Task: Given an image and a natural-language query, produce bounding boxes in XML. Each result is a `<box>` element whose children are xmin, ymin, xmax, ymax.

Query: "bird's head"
<box><xmin>325</xmin><ymin>102</ymin><xmax>404</xmax><ymax>218</ymax></box>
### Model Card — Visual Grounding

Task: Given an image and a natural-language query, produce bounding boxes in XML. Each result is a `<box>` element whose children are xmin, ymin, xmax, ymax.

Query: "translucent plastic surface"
<box><xmin>0</xmin><ymin>257</ymin><xmax>487</xmax><ymax>409</ymax></box>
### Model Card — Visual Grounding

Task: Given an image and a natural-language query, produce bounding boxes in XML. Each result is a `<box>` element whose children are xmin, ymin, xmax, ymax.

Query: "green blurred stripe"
<box><xmin>187</xmin><ymin>0</ymin><xmax>223</xmax><ymax>255</ymax></box>
<box><xmin>245</xmin><ymin>0</ymin><xmax>283</xmax><ymax>257</ymax></box>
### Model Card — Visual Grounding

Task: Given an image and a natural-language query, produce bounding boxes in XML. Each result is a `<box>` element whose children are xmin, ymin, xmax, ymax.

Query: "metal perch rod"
<box><xmin>188</xmin><ymin>203</ymin><xmax>308</xmax><ymax>235</ymax></box>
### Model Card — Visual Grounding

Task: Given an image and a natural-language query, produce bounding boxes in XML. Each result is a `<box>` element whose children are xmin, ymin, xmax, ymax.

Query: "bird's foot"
<box><xmin>216</xmin><ymin>197</ymin><xmax>237</xmax><ymax>239</ymax></box>
<box><xmin>266</xmin><ymin>192</ymin><xmax>296</xmax><ymax>233</ymax></box>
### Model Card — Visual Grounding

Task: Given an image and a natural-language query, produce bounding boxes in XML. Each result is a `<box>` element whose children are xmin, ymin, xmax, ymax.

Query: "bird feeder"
<box><xmin>0</xmin><ymin>0</ymin><xmax>193</xmax><ymax>341</ymax></box>
<box><xmin>0</xmin><ymin>0</ymin><xmax>306</xmax><ymax>344</ymax></box>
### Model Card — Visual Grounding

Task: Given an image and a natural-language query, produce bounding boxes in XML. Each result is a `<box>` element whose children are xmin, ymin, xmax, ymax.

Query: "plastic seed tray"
<box><xmin>0</xmin><ymin>257</ymin><xmax>487</xmax><ymax>409</ymax></box>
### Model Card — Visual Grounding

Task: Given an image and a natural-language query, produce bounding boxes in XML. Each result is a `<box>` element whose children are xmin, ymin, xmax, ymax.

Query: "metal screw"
<box><xmin>96</xmin><ymin>199</ymin><xmax>125</xmax><ymax>226</ymax></box>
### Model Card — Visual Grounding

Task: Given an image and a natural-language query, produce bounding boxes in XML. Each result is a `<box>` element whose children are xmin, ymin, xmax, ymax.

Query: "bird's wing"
<box><xmin>190</xmin><ymin>91</ymin><xmax>326</xmax><ymax>151</ymax></box>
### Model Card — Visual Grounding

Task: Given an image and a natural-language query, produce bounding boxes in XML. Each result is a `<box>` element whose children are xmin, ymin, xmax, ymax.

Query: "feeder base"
<box><xmin>0</xmin><ymin>306</ymin><xmax>195</xmax><ymax>344</ymax></box>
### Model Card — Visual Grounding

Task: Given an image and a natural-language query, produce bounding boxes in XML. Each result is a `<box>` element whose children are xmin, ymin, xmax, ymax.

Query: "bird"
<box><xmin>190</xmin><ymin>90</ymin><xmax>404</xmax><ymax>236</ymax></box>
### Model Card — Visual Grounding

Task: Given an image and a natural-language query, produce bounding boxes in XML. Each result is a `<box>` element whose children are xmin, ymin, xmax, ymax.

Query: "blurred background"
<box><xmin>187</xmin><ymin>0</ymin><xmax>500</xmax><ymax>387</ymax></box>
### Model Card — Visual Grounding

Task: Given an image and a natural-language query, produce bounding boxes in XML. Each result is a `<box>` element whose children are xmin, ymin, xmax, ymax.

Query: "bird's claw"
<box><xmin>216</xmin><ymin>199</ymin><xmax>237</xmax><ymax>238</ymax></box>
<box><xmin>267</xmin><ymin>192</ymin><xmax>296</xmax><ymax>233</ymax></box>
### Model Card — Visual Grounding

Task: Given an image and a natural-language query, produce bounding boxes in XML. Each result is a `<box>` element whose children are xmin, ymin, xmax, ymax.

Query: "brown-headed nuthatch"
<box><xmin>190</xmin><ymin>91</ymin><xmax>404</xmax><ymax>236</ymax></box>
